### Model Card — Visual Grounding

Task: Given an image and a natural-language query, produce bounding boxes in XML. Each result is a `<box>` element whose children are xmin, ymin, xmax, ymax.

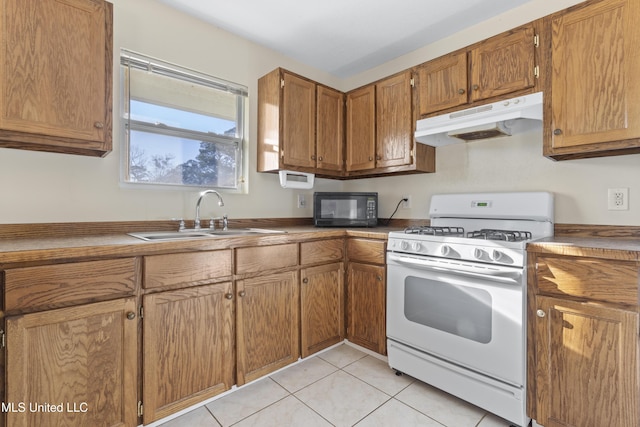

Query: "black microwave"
<box><xmin>313</xmin><ymin>192</ymin><xmax>378</xmax><ymax>227</ymax></box>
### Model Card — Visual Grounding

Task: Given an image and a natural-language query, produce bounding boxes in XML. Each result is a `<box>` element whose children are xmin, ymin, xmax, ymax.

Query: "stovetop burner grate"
<box><xmin>403</xmin><ymin>226</ymin><xmax>465</xmax><ymax>236</ymax></box>
<box><xmin>467</xmin><ymin>229</ymin><xmax>532</xmax><ymax>242</ymax></box>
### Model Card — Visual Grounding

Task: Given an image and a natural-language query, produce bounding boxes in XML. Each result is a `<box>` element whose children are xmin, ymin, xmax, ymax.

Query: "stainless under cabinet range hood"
<box><xmin>415</xmin><ymin>92</ymin><xmax>543</xmax><ymax>147</ymax></box>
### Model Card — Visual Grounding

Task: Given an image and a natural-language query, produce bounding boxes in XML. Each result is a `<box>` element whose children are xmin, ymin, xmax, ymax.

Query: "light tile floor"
<box><xmin>158</xmin><ymin>343</ymin><xmax>514</xmax><ymax>427</ymax></box>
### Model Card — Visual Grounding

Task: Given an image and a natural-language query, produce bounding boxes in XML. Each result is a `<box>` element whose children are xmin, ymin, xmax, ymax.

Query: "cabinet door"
<box><xmin>376</xmin><ymin>72</ymin><xmax>413</xmax><ymax>168</ymax></box>
<box><xmin>346</xmin><ymin>263</ymin><xmax>386</xmax><ymax>355</ymax></box>
<box><xmin>346</xmin><ymin>85</ymin><xmax>376</xmax><ymax>171</ymax></box>
<box><xmin>316</xmin><ymin>86</ymin><xmax>344</xmax><ymax>172</ymax></box>
<box><xmin>547</xmin><ymin>0</ymin><xmax>640</xmax><ymax>155</ymax></box>
<box><xmin>282</xmin><ymin>72</ymin><xmax>316</xmax><ymax>169</ymax></box>
<box><xmin>236</xmin><ymin>271</ymin><xmax>299</xmax><ymax>385</ymax></box>
<box><xmin>470</xmin><ymin>25</ymin><xmax>536</xmax><ymax>102</ymax></box>
<box><xmin>417</xmin><ymin>51</ymin><xmax>468</xmax><ymax>116</ymax></box>
<box><xmin>142</xmin><ymin>283</ymin><xmax>234</xmax><ymax>424</ymax></box>
<box><xmin>6</xmin><ymin>298</ymin><xmax>138</xmax><ymax>427</ymax></box>
<box><xmin>0</xmin><ymin>0</ymin><xmax>112</xmax><ymax>156</ymax></box>
<box><xmin>301</xmin><ymin>263</ymin><xmax>344</xmax><ymax>358</ymax></box>
<box><xmin>532</xmin><ymin>296</ymin><xmax>639</xmax><ymax>427</ymax></box>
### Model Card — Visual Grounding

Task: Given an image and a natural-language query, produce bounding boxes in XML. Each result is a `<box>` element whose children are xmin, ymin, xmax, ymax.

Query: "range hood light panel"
<box><xmin>447</xmin><ymin>122</ymin><xmax>512</xmax><ymax>141</ymax></box>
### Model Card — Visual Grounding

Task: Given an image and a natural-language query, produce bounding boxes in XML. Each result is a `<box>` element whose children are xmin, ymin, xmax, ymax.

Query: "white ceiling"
<box><xmin>157</xmin><ymin>0</ymin><xmax>534</xmax><ymax>78</ymax></box>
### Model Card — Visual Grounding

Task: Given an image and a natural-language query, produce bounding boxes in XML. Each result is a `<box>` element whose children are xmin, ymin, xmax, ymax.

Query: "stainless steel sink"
<box><xmin>128</xmin><ymin>228</ymin><xmax>286</xmax><ymax>241</ymax></box>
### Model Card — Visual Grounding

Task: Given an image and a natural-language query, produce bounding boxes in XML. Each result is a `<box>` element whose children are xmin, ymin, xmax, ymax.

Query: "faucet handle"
<box><xmin>222</xmin><ymin>214</ymin><xmax>228</xmax><ymax>231</ymax></box>
<box><xmin>172</xmin><ymin>218</ymin><xmax>186</xmax><ymax>232</ymax></box>
<box><xmin>208</xmin><ymin>218</ymin><xmax>217</xmax><ymax>230</ymax></box>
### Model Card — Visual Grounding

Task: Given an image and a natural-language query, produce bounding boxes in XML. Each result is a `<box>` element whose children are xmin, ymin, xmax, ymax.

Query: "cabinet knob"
<box><xmin>94</xmin><ymin>121</ymin><xmax>104</xmax><ymax>129</ymax></box>
<box><xmin>376</xmin><ymin>155</ymin><xmax>381</xmax><ymax>160</ymax></box>
<box><xmin>225</xmin><ymin>293</ymin><xmax>233</xmax><ymax>300</ymax></box>
<box><xmin>302</xmin><ymin>277</ymin><xmax>309</xmax><ymax>284</ymax></box>
<box><xmin>458</xmin><ymin>88</ymin><xmax>465</xmax><ymax>94</ymax></box>
<box><xmin>536</xmin><ymin>309</ymin><xmax>546</xmax><ymax>318</ymax></box>
<box><xmin>553</xmin><ymin>129</ymin><xmax>563</xmax><ymax>136</ymax></box>
<box><xmin>126</xmin><ymin>311</ymin><xmax>136</xmax><ymax>320</ymax></box>
<box><xmin>376</xmin><ymin>275</ymin><xmax>383</xmax><ymax>281</ymax></box>
<box><xmin>238</xmin><ymin>290</ymin><xmax>246</xmax><ymax>297</ymax></box>
<box><xmin>472</xmin><ymin>84</ymin><xmax>479</xmax><ymax>91</ymax></box>
<box><xmin>318</xmin><ymin>156</ymin><xmax>323</xmax><ymax>161</ymax></box>
<box><xmin>311</xmin><ymin>155</ymin><xmax>316</xmax><ymax>160</ymax></box>
<box><xmin>369</xmin><ymin>156</ymin><xmax>374</xmax><ymax>161</ymax></box>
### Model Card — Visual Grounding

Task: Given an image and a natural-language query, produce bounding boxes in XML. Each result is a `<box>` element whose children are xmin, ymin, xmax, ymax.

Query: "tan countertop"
<box><xmin>527</xmin><ymin>236</ymin><xmax>640</xmax><ymax>261</ymax></box>
<box><xmin>0</xmin><ymin>226</ymin><xmax>400</xmax><ymax>268</ymax></box>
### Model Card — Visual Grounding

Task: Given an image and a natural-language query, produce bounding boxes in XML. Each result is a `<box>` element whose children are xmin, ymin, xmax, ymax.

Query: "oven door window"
<box><xmin>404</xmin><ymin>276</ymin><xmax>492</xmax><ymax>344</ymax></box>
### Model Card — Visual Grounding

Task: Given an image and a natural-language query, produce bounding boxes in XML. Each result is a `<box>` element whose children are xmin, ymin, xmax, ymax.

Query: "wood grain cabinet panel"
<box><xmin>347</xmin><ymin>238</ymin><xmax>386</xmax><ymax>265</ymax></box>
<box><xmin>316</xmin><ymin>86</ymin><xmax>345</xmax><ymax>172</ymax></box>
<box><xmin>531</xmin><ymin>296</ymin><xmax>638</xmax><ymax>427</ymax></box>
<box><xmin>143</xmin><ymin>250</ymin><xmax>232</xmax><ymax>289</ymax></box>
<box><xmin>417</xmin><ymin>51</ymin><xmax>468</xmax><ymax>116</ymax></box>
<box><xmin>528</xmin><ymin>251</ymin><xmax>640</xmax><ymax>427</ymax></box>
<box><xmin>346</xmin><ymin>262</ymin><xmax>386</xmax><ymax>355</ymax></box>
<box><xmin>416</xmin><ymin>23</ymin><xmax>537</xmax><ymax>117</ymax></box>
<box><xmin>376</xmin><ymin>72</ymin><xmax>414</xmax><ymax>168</ymax></box>
<box><xmin>5</xmin><ymin>298</ymin><xmax>138</xmax><ymax>427</ymax></box>
<box><xmin>235</xmin><ymin>243</ymin><xmax>298</xmax><ymax>275</ymax></box>
<box><xmin>346</xmin><ymin>85</ymin><xmax>376</xmax><ymax>172</ymax></box>
<box><xmin>0</xmin><ymin>0</ymin><xmax>113</xmax><ymax>157</ymax></box>
<box><xmin>300</xmin><ymin>238</ymin><xmax>344</xmax><ymax>266</ymax></box>
<box><xmin>4</xmin><ymin>258</ymin><xmax>138</xmax><ymax>313</ymax></box>
<box><xmin>257</xmin><ymin>68</ymin><xmax>344</xmax><ymax>176</ymax></box>
<box><xmin>236</xmin><ymin>271</ymin><xmax>299</xmax><ymax>385</ymax></box>
<box><xmin>544</xmin><ymin>0</ymin><xmax>640</xmax><ymax>159</ymax></box>
<box><xmin>301</xmin><ymin>263</ymin><xmax>344</xmax><ymax>357</ymax></box>
<box><xmin>142</xmin><ymin>282</ymin><xmax>234</xmax><ymax>424</ymax></box>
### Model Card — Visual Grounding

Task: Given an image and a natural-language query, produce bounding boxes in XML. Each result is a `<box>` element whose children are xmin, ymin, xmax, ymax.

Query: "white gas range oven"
<box><xmin>386</xmin><ymin>192</ymin><xmax>554</xmax><ymax>427</ymax></box>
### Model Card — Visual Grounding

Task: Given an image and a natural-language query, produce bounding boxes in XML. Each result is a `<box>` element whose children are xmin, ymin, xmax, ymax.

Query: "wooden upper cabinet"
<box><xmin>0</xmin><ymin>0</ymin><xmax>113</xmax><ymax>157</ymax></box>
<box><xmin>376</xmin><ymin>72</ymin><xmax>414</xmax><ymax>168</ymax></box>
<box><xmin>257</xmin><ymin>68</ymin><xmax>345</xmax><ymax>176</ymax></box>
<box><xmin>282</xmin><ymin>72</ymin><xmax>316</xmax><ymax>169</ymax></box>
<box><xmin>417</xmin><ymin>23</ymin><xmax>538</xmax><ymax>117</ymax></box>
<box><xmin>417</xmin><ymin>51</ymin><xmax>468</xmax><ymax>116</ymax></box>
<box><xmin>544</xmin><ymin>0</ymin><xmax>640</xmax><ymax>159</ymax></box>
<box><xmin>346</xmin><ymin>85</ymin><xmax>376</xmax><ymax>171</ymax></box>
<box><xmin>316</xmin><ymin>86</ymin><xmax>344</xmax><ymax>172</ymax></box>
<box><xmin>470</xmin><ymin>25</ymin><xmax>536</xmax><ymax>102</ymax></box>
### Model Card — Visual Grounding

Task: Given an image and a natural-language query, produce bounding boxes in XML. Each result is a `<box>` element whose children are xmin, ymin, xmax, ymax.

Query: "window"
<box><xmin>120</xmin><ymin>50</ymin><xmax>247</xmax><ymax>189</ymax></box>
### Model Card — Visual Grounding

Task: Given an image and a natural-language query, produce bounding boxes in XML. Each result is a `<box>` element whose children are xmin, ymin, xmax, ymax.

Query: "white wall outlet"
<box><xmin>297</xmin><ymin>193</ymin><xmax>306</xmax><ymax>208</ymax></box>
<box><xmin>401</xmin><ymin>195</ymin><xmax>412</xmax><ymax>209</ymax></box>
<box><xmin>608</xmin><ymin>188</ymin><xmax>629</xmax><ymax>210</ymax></box>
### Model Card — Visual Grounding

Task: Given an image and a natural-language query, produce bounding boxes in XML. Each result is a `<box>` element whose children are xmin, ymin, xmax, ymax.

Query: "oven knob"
<box><xmin>400</xmin><ymin>241</ymin><xmax>409</xmax><ymax>251</ymax></box>
<box><xmin>474</xmin><ymin>248</ymin><xmax>485</xmax><ymax>260</ymax></box>
<box><xmin>441</xmin><ymin>245</ymin><xmax>451</xmax><ymax>256</ymax></box>
<box><xmin>412</xmin><ymin>242</ymin><xmax>422</xmax><ymax>252</ymax></box>
<box><xmin>492</xmin><ymin>250</ymin><xmax>504</xmax><ymax>262</ymax></box>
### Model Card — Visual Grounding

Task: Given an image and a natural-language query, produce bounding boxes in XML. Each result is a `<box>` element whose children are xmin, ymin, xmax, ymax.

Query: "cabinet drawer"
<box><xmin>300</xmin><ymin>239</ymin><xmax>344</xmax><ymax>265</ymax></box>
<box><xmin>235</xmin><ymin>243</ymin><xmax>298</xmax><ymax>274</ymax></box>
<box><xmin>347</xmin><ymin>238</ymin><xmax>386</xmax><ymax>265</ymax></box>
<box><xmin>4</xmin><ymin>258</ymin><xmax>138</xmax><ymax>313</ymax></box>
<box><xmin>144</xmin><ymin>250</ymin><xmax>232</xmax><ymax>289</ymax></box>
<box><xmin>535</xmin><ymin>256</ymin><xmax>639</xmax><ymax>306</ymax></box>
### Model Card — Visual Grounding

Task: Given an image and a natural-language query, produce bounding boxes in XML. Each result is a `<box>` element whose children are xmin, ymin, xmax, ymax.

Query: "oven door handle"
<box><xmin>387</xmin><ymin>253</ymin><xmax>522</xmax><ymax>283</ymax></box>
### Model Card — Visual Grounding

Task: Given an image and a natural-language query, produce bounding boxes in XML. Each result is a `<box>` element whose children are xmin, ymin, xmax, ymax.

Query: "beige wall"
<box><xmin>0</xmin><ymin>0</ymin><xmax>637</xmax><ymax>226</ymax></box>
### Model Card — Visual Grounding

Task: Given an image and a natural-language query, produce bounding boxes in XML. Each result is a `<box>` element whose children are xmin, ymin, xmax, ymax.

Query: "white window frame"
<box><xmin>120</xmin><ymin>49</ymin><xmax>248</xmax><ymax>191</ymax></box>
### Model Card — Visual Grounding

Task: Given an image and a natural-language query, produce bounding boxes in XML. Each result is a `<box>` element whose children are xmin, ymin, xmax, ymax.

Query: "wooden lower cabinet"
<box><xmin>528</xmin><ymin>252</ymin><xmax>640</xmax><ymax>427</ymax></box>
<box><xmin>300</xmin><ymin>263</ymin><xmax>344</xmax><ymax>358</ymax></box>
<box><xmin>531</xmin><ymin>296</ymin><xmax>638</xmax><ymax>427</ymax></box>
<box><xmin>5</xmin><ymin>298</ymin><xmax>138</xmax><ymax>427</ymax></box>
<box><xmin>346</xmin><ymin>262</ymin><xmax>386</xmax><ymax>355</ymax></box>
<box><xmin>142</xmin><ymin>282</ymin><xmax>234</xmax><ymax>424</ymax></box>
<box><xmin>236</xmin><ymin>271</ymin><xmax>299</xmax><ymax>385</ymax></box>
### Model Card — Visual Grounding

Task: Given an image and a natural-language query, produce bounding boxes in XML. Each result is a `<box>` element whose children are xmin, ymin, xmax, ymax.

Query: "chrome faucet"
<box><xmin>194</xmin><ymin>190</ymin><xmax>225</xmax><ymax>230</ymax></box>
